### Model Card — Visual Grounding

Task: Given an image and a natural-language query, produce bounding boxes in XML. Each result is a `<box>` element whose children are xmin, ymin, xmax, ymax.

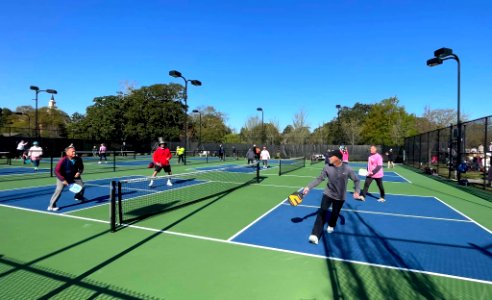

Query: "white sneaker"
<box><xmin>308</xmin><ymin>235</ymin><xmax>319</xmax><ymax>245</ymax></box>
<box><xmin>47</xmin><ymin>206</ymin><xmax>59</xmax><ymax>212</ymax></box>
<box><xmin>327</xmin><ymin>226</ymin><xmax>334</xmax><ymax>234</ymax></box>
<box><xmin>98</xmin><ymin>161</ymin><xmax>102</xmax><ymax>164</ymax></box>
<box><xmin>166</xmin><ymin>180</ymin><xmax>173</xmax><ymax>186</ymax></box>
<box><xmin>148</xmin><ymin>180</ymin><xmax>154</xmax><ymax>187</ymax></box>
<box><xmin>358</xmin><ymin>196</ymin><xmax>365</xmax><ymax>201</ymax></box>
<box><xmin>377</xmin><ymin>198</ymin><xmax>386</xmax><ymax>202</ymax></box>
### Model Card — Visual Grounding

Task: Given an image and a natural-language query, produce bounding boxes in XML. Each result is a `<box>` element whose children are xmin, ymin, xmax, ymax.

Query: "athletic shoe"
<box><xmin>74</xmin><ymin>196</ymin><xmax>86</xmax><ymax>202</ymax></box>
<box><xmin>98</xmin><ymin>161</ymin><xmax>102</xmax><ymax>164</ymax></box>
<box><xmin>327</xmin><ymin>226</ymin><xmax>334</xmax><ymax>234</ymax></box>
<box><xmin>358</xmin><ymin>196</ymin><xmax>365</xmax><ymax>201</ymax></box>
<box><xmin>47</xmin><ymin>206</ymin><xmax>59</xmax><ymax>212</ymax></box>
<box><xmin>148</xmin><ymin>180</ymin><xmax>154</xmax><ymax>187</ymax></box>
<box><xmin>166</xmin><ymin>180</ymin><xmax>173</xmax><ymax>186</ymax></box>
<box><xmin>377</xmin><ymin>198</ymin><xmax>386</xmax><ymax>202</ymax></box>
<box><xmin>308</xmin><ymin>235</ymin><xmax>319</xmax><ymax>245</ymax></box>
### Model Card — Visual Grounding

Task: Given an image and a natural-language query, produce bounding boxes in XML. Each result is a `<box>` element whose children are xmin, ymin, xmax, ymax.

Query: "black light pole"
<box><xmin>30</xmin><ymin>85</ymin><xmax>57</xmax><ymax>138</ymax></box>
<box><xmin>427</xmin><ymin>47</ymin><xmax>461</xmax><ymax>180</ymax></box>
<box><xmin>169</xmin><ymin>70</ymin><xmax>201</xmax><ymax>163</ymax></box>
<box><xmin>192</xmin><ymin>109</ymin><xmax>202</xmax><ymax>149</ymax></box>
<box><xmin>257</xmin><ymin>107</ymin><xmax>264</xmax><ymax>144</ymax></box>
<box><xmin>336</xmin><ymin>104</ymin><xmax>342</xmax><ymax>144</ymax></box>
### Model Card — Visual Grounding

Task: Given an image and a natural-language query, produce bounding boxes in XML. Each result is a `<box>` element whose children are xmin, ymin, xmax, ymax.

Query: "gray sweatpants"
<box><xmin>48</xmin><ymin>178</ymin><xmax>85</xmax><ymax>209</ymax></box>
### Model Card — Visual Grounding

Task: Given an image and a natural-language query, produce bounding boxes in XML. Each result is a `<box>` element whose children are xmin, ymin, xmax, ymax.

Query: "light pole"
<box><xmin>257</xmin><ymin>107</ymin><xmax>264</xmax><ymax>144</ymax></box>
<box><xmin>192</xmin><ymin>109</ymin><xmax>202</xmax><ymax>149</ymax></box>
<box><xmin>426</xmin><ymin>47</ymin><xmax>461</xmax><ymax>180</ymax></box>
<box><xmin>336</xmin><ymin>104</ymin><xmax>342</xmax><ymax>144</ymax></box>
<box><xmin>169</xmin><ymin>70</ymin><xmax>201</xmax><ymax>163</ymax></box>
<box><xmin>30</xmin><ymin>85</ymin><xmax>57</xmax><ymax>138</ymax></box>
<box><xmin>15</xmin><ymin>112</ymin><xmax>32</xmax><ymax>137</ymax></box>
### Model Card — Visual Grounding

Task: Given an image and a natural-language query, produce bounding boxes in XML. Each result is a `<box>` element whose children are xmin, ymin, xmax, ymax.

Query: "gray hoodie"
<box><xmin>307</xmin><ymin>163</ymin><xmax>360</xmax><ymax>201</ymax></box>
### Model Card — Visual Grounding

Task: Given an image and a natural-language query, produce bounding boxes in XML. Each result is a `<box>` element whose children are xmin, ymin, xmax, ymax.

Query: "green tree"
<box><xmin>361</xmin><ymin>97</ymin><xmax>416</xmax><ymax>145</ymax></box>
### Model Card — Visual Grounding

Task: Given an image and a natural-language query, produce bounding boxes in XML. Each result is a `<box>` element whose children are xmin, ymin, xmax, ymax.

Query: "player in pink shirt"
<box><xmin>358</xmin><ymin>145</ymin><xmax>385</xmax><ymax>202</ymax></box>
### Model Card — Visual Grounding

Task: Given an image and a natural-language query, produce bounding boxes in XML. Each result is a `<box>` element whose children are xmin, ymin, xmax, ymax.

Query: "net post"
<box><xmin>110</xmin><ymin>181</ymin><xmax>116</xmax><ymax>232</ymax></box>
<box><xmin>50</xmin><ymin>156</ymin><xmax>54</xmax><ymax>177</ymax></box>
<box><xmin>113</xmin><ymin>151</ymin><xmax>116</xmax><ymax>172</ymax></box>
<box><xmin>117</xmin><ymin>181</ymin><xmax>123</xmax><ymax>225</ymax></box>
<box><xmin>278</xmin><ymin>159</ymin><xmax>281</xmax><ymax>176</ymax></box>
<box><xmin>256</xmin><ymin>161</ymin><xmax>260</xmax><ymax>183</ymax></box>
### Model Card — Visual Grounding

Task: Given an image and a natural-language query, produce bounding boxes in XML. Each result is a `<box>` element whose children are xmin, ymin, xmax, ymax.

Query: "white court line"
<box><xmin>1</xmin><ymin>200</ymin><xmax>491</xmax><ymax>286</ymax></box>
<box><xmin>285</xmin><ymin>203</ymin><xmax>473</xmax><ymax>223</ymax></box>
<box><xmin>391</xmin><ymin>171</ymin><xmax>412</xmax><ymax>183</ymax></box>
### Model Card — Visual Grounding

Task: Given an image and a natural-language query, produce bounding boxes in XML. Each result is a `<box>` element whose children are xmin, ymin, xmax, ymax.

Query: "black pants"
<box><xmin>361</xmin><ymin>177</ymin><xmax>385</xmax><ymax>198</ymax></box>
<box><xmin>311</xmin><ymin>194</ymin><xmax>345</xmax><ymax>238</ymax></box>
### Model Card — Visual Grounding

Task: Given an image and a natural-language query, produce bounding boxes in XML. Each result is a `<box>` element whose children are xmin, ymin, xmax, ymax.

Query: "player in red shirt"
<box><xmin>149</xmin><ymin>141</ymin><xmax>173</xmax><ymax>187</ymax></box>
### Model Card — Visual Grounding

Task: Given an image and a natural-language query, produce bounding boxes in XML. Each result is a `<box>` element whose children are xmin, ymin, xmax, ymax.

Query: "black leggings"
<box><xmin>311</xmin><ymin>194</ymin><xmax>345</xmax><ymax>238</ymax></box>
<box><xmin>362</xmin><ymin>177</ymin><xmax>385</xmax><ymax>198</ymax></box>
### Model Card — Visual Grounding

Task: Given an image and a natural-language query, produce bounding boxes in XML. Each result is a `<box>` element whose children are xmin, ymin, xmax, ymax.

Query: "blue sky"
<box><xmin>1</xmin><ymin>0</ymin><xmax>491</xmax><ymax>132</ymax></box>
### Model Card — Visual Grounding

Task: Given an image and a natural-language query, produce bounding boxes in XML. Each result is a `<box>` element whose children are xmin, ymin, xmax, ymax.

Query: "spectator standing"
<box><xmin>246</xmin><ymin>147</ymin><xmax>256</xmax><ymax>165</ymax></box>
<box><xmin>98</xmin><ymin>143</ymin><xmax>107</xmax><ymax>164</ymax></box>
<box><xmin>260</xmin><ymin>146</ymin><xmax>271</xmax><ymax>169</ymax></box>
<box><xmin>218</xmin><ymin>144</ymin><xmax>225</xmax><ymax>161</ymax></box>
<box><xmin>27</xmin><ymin>141</ymin><xmax>43</xmax><ymax>171</ymax></box>
<box><xmin>176</xmin><ymin>146</ymin><xmax>185</xmax><ymax>164</ymax></box>
<box><xmin>386</xmin><ymin>149</ymin><xmax>395</xmax><ymax>168</ymax></box>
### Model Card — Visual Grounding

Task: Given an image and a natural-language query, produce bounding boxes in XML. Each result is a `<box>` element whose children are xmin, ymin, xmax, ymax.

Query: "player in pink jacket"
<box><xmin>358</xmin><ymin>145</ymin><xmax>385</xmax><ymax>202</ymax></box>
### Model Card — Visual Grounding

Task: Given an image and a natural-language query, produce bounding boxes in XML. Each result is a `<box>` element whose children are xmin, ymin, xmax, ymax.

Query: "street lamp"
<box><xmin>257</xmin><ymin>107</ymin><xmax>264</xmax><ymax>144</ymax></box>
<box><xmin>426</xmin><ymin>47</ymin><xmax>461</xmax><ymax>180</ymax></box>
<box><xmin>192</xmin><ymin>109</ymin><xmax>202</xmax><ymax>149</ymax></box>
<box><xmin>169</xmin><ymin>70</ymin><xmax>201</xmax><ymax>163</ymax></box>
<box><xmin>15</xmin><ymin>112</ymin><xmax>32</xmax><ymax>137</ymax></box>
<box><xmin>336</xmin><ymin>104</ymin><xmax>342</xmax><ymax>144</ymax></box>
<box><xmin>30</xmin><ymin>85</ymin><xmax>57</xmax><ymax>138</ymax></box>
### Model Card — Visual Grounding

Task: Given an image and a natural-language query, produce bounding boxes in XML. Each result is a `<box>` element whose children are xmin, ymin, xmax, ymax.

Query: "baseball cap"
<box><xmin>327</xmin><ymin>150</ymin><xmax>343</xmax><ymax>160</ymax></box>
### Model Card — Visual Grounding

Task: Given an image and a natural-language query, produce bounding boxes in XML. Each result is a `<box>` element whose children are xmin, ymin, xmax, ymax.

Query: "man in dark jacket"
<box><xmin>47</xmin><ymin>145</ymin><xmax>85</xmax><ymax>211</ymax></box>
<box><xmin>303</xmin><ymin>150</ymin><xmax>361</xmax><ymax>245</ymax></box>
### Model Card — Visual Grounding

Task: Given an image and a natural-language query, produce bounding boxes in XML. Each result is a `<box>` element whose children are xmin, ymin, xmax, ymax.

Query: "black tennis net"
<box><xmin>110</xmin><ymin>163</ymin><xmax>260</xmax><ymax>231</ymax></box>
<box><xmin>278</xmin><ymin>157</ymin><xmax>306</xmax><ymax>175</ymax></box>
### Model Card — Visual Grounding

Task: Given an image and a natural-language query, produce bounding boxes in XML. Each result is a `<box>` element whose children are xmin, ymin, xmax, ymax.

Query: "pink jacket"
<box><xmin>367</xmin><ymin>153</ymin><xmax>384</xmax><ymax>178</ymax></box>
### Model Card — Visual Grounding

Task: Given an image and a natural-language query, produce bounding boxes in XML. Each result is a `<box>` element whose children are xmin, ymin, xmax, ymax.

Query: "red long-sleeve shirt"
<box><xmin>153</xmin><ymin>147</ymin><xmax>172</xmax><ymax>166</ymax></box>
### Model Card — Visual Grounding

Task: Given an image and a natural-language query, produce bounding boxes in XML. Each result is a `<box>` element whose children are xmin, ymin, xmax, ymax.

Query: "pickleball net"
<box><xmin>110</xmin><ymin>163</ymin><xmax>260</xmax><ymax>231</ymax></box>
<box><xmin>278</xmin><ymin>157</ymin><xmax>306</xmax><ymax>175</ymax></box>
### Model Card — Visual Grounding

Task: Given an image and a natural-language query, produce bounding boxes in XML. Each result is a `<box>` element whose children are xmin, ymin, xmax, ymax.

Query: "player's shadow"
<box><xmin>291</xmin><ymin>210</ymin><xmax>346</xmax><ymax>225</ymax></box>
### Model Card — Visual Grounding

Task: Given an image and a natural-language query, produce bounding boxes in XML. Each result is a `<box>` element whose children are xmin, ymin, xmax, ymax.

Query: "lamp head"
<box><xmin>434</xmin><ymin>47</ymin><xmax>453</xmax><ymax>58</ymax></box>
<box><xmin>30</xmin><ymin>85</ymin><xmax>40</xmax><ymax>91</ymax></box>
<box><xmin>189</xmin><ymin>80</ymin><xmax>202</xmax><ymax>86</ymax></box>
<box><xmin>427</xmin><ymin>57</ymin><xmax>443</xmax><ymax>67</ymax></box>
<box><xmin>46</xmin><ymin>89</ymin><xmax>57</xmax><ymax>94</ymax></box>
<box><xmin>336</xmin><ymin>104</ymin><xmax>341</xmax><ymax>109</ymax></box>
<box><xmin>257</xmin><ymin>107</ymin><xmax>263</xmax><ymax>112</ymax></box>
<box><xmin>192</xmin><ymin>109</ymin><xmax>199</xmax><ymax>113</ymax></box>
<box><xmin>169</xmin><ymin>70</ymin><xmax>182</xmax><ymax>78</ymax></box>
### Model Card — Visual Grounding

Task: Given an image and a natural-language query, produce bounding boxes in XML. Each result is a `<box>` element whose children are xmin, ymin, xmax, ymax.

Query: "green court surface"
<box><xmin>1</xmin><ymin>161</ymin><xmax>491</xmax><ymax>299</ymax></box>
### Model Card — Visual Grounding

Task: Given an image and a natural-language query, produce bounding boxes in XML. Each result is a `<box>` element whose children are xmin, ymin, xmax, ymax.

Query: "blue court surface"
<box><xmin>232</xmin><ymin>189</ymin><xmax>492</xmax><ymax>283</ymax></box>
<box><xmin>0</xmin><ymin>176</ymin><xmax>142</xmax><ymax>213</ymax></box>
<box><xmin>0</xmin><ymin>175</ymin><xmax>221</xmax><ymax>213</ymax></box>
<box><xmin>358</xmin><ymin>171</ymin><xmax>410</xmax><ymax>183</ymax></box>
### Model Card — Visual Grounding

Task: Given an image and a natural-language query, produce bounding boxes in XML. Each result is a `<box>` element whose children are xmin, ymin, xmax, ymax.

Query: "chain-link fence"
<box><xmin>403</xmin><ymin>115</ymin><xmax>492</xmax><ymax>192</ymax></box>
